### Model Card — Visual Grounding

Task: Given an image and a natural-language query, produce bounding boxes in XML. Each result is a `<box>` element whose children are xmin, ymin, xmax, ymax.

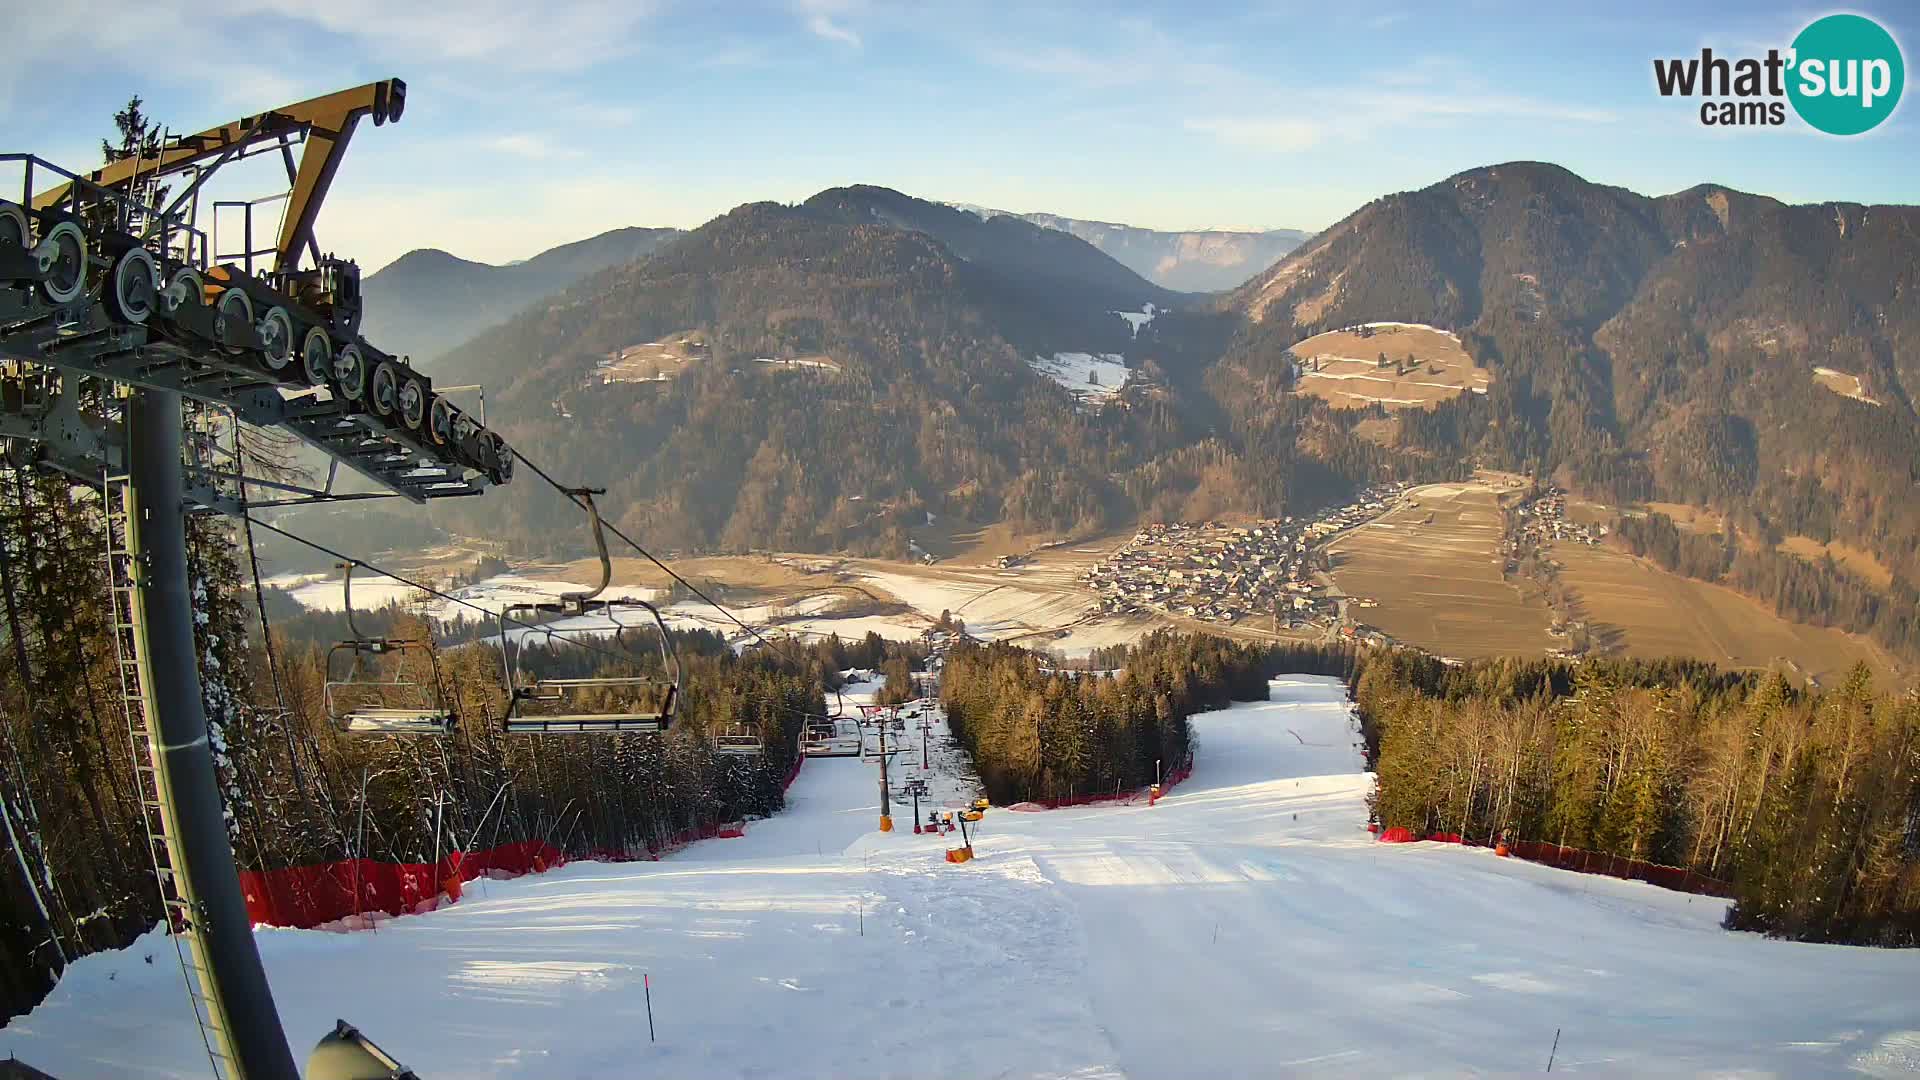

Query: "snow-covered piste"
<box><xmin>9</xmin><ymin>676</ymin><xmax>1920</xmax><ymax>1078</ymax></box>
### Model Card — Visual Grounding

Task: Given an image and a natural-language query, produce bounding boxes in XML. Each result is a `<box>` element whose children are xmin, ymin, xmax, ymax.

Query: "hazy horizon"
<box><xmin>5</xmin><ymin>1</ymin><xmax>1912</xmax><ymax>273</ymax></box>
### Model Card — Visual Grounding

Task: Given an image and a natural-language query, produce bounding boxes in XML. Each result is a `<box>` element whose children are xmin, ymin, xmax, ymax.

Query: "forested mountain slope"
<box><xmin>360</xmin><ymin>226</ymin><xmax>682</xmax><ymax>365</ymax></box>
<box><xmin>412</xmin><ymin>170</ymin><xmax>1915</xmax><ymax>657</ymax></box>
<box><xmin>1221</xmin><ymin>162</ymin><xmax>1920</xmax><ymax>651</ymax></box>
<box><xmin>431</xmin><ymin>191</ymin><xmax>1352</xmax><ymax>556</ymax></box>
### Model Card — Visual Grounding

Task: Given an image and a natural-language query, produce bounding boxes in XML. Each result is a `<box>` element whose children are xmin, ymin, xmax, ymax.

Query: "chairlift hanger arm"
<box><xmin>563</xmin><ymin>487</ymin><xmax>612</xmax><ymax>607</ymax></box>
<box><xmin>32</xmin><ymin>79</ymin><xmax>406</xmax><ymax>273</ymax></box>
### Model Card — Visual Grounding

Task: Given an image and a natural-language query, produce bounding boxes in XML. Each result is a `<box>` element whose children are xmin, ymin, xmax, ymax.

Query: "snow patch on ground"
<box><xmin>1361</xmin><ymin>320</ymin><xmax>1461</xmax><ymax>340</ymax></box>
<box><xmin>1029</xmin><ymin>353</ymin><xmax>1129</xmax><ymax>400</ymax></box>
<box><xmin>1110</xmin><ymin>302</ymin><xmax>1158</xmax><ymax>339</ymax></box>
<box><xmin>267</xmin><ymin>572</ymin><xmax>664</xmax><ymax>620</ymax></box>
<box><xmin>272</xmin><ymin>571</ymin><xmax>931</xmax><ymax>650</ymax></box>
<box><xmin>857</xmin><ymin>569</ymin><xmax>1094</xmax><ymax>642</ymax></box>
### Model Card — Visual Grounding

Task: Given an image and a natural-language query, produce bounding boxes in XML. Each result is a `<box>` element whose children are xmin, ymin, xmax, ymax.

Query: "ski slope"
<box><xmin>8</xmin><ymin>677</ymin><xmax>1920</xmax><ymax>1078</ymax></box>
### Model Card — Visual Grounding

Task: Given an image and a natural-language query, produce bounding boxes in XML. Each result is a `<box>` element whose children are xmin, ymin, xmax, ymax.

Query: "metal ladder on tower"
<box><xmin>103</xmin><ymin>468</ymin><xmax>233</xmax><ymax>1080</ymax></box>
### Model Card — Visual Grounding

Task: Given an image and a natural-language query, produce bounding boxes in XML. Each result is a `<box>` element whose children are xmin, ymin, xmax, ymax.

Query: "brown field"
<box><xmin>599</xmin><ymin>331</ymin><xmax>708</xmax><ymax>384</ymax></box>
<box><xmin>1641</xmin><ymin>501</ymin><xmax>1727</xmax><ymax>535</ymax></box>
<box><xmin>1811</xmin><ymin>366</ymin><xmax>1879</xmax><ymax>406</ymax></box>
<box><xmin>1288</xmin><ymin>323</ymin><xmax>1491</xmax><ymax>411</ymax></box>
<box><xmin>1325</xmin><ymin>481</ymin><xmax>1555</xmax><ymax>657</ymax></box>
<box><xmin>1553</xmin><ymin>544</ymin><xmax>1901</xmax><ymax>688</ymax></box>
<box><xmin>1778</xmin><ymin>536</ymin><xmax>1896</xmax><ymax>589</ymax></box>
<box><xmin>598</xmin><ymin>335</ymin><xmax>841</xmax><ymax>385</ymax></box>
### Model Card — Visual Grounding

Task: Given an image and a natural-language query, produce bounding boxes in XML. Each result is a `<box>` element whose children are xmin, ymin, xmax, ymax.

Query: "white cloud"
<box><xmin>1184</xmin><ymin>117</ymin><xmax>1322</xmax><ymax>152</ymax></box>
<box><xmin>239</xmin><ymin>0</ymin><xmax>663</xmax><ymax>70</ymax></box>
<box><xmin>797</xmin><ymin>0</ymin><xmax>863</xmax><ymax>48</ymax></box>
<box><xmin>807</xmin><ymin>15</ymin><xmax>861</xmax><ymax>47</ymax></box>
<box><xmin>4</xmin><ymin>0</ymin><xmax>661</xmax><ymax>79</ymax></box>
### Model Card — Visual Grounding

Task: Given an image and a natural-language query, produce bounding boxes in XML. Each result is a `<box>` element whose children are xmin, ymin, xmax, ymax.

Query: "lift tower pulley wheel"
<box><xmin>0</xmin><ymin>78</ymin><xmax>504</xmax><ymax>1080</ymax></box>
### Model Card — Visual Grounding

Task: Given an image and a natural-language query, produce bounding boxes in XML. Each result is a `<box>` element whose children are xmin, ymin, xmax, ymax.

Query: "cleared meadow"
<box><xmin>1554</xmin><ymin>544</ymin><xmax>1900</xmax><ymax>688</ymax></box>
<box><xmin>1288</xmin><ymin>323</ymin><xmax>1491</xmax><ymax>410</ymax></box>
<box><xmin>1326</xmin><ymin>481</ymin><xmax>1554</xmax><ymax>656</ymax></box>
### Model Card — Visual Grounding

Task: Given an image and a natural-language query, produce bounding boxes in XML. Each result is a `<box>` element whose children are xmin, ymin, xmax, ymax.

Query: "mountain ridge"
<box><xmin>359</xmin><ymin>225</ymin><xmax>684</xmax><ymax>366</ymax></box>
<box><xmin>401</xmin><ymin>169</ymin><xmax>1917</xmax><ymax>661</ymax></box>
<box><xmin>1216</xmin><ymin>160</ymin><xmax>1919</xmax><ymax>656</ymax></box>
<box><xmin>949</xmin><ymin>202</ymin><xmax>1309</xmax><ymax>292</ymax></box>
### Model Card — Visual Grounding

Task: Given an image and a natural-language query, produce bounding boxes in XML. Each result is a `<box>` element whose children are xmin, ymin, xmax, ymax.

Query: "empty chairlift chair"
<box><xmin>324</xmin><ymin>563</ymin><xmax>456</xmax><ymax>735</ymax></box>
<box><xmin>712</xmin><ymin>722</ymin><xmax>765</xmax><ymax>756</ymax></box>
<box><xmin>498</xmin><ymin>490</ymin><xmax>681</xmax><ymax>735</ymax></box>
<box><xmin>801</xmin><ymin>688</ymin><xmax>863</xmax><ymax>756</ymax></box>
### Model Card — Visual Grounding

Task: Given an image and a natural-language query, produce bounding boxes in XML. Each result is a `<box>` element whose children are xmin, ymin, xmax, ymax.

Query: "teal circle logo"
<box><xmin>1788</xmin><ymin>14</ymin><xmax>1904</xmax><ymax>135</ymax></box>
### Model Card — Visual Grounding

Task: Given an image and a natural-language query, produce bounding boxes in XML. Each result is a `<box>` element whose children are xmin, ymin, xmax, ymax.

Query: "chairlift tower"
<box><xmin>0</xmin><ymin>80</ymin><xmax>520</xmax><ymax>1079</ymax></box>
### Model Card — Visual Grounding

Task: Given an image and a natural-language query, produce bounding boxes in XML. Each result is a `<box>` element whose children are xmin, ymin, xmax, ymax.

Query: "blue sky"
<box><xmin>4</xmin><ymin>1</ymin><xmax>1912</xmax><ymax>272</ymax></box>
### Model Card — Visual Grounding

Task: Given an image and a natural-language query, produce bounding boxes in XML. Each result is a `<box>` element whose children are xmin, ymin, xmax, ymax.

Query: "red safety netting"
<box><xmin>1500</xmin><ymin>839</ymin><xmax>1734</xmax><ymax>898</ymax></box>
<box><xmin>238</xmin><ymin>839</ymin><xmax>561</xmax><ymax>930</ymax></box>
<box><xmin>1371</xmin><ymin>828</ymin><xmax>1733</xmax><ymax>897</ymax></box>
<box><xmin>239</xmin><ymin>753</ymin><xmax>808</xmax><ymax>930</ymax></box>
<box><xmin>1005</xmin><ymin>756</ymin><xmax>1195</xmax><ymax>811</ymax></box>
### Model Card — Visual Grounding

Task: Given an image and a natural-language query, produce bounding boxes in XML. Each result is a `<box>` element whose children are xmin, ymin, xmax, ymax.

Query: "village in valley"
<box><xmin>1504</xmin><ymin>485</ymin><xmax>1606</xmax><ymax>554</ymax></box>
<box><xmin>1078</xmin><ymin>481</ymin><xmax>1412</xmax><ymax>633</ymax></box>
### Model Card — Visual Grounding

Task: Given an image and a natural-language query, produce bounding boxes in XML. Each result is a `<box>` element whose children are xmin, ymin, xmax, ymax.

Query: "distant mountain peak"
<box><xmin>937</xmin><ymin>202</ymin><xmax>1308</xmax><ymax>292</ymax></box>
<box><xmin>360</xmin><ymin>225</ymin><xmax>683</xmax><ymax>367</ymax></box>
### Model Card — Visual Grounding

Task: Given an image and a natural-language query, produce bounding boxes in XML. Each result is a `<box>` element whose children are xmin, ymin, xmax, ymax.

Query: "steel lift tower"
<box><xmin>0</xmin><ymin>80</ymin><xmax>513</xmax><ymax>1078</ymax></box>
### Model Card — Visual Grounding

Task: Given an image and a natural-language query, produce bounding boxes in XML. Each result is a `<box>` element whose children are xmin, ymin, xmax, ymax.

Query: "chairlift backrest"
<box><xmin>713</xmin><ymin>730</ymin><xmax>765</xmax><ymax>756</ymax></box>
<box><xmin>498</xmin><ymin>597</ymin><xmax>680</xmax><ymax>734</ymax></box>
<box><xmin>323</xmin><ymin>562</ymin><xmax>454</xmax><ymax>736</ymax></box>
<box><xmin>497</xmin><ymin>490</ymin><xmax>682</xmax><ymax>736</ymax></box>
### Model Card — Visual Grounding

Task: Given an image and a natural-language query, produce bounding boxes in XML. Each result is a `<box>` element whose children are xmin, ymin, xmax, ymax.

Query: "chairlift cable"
<box><xmin>506</xmin><ymin>446</ymin><xmax>811</xmax><ymax>668</ymax></box>
<box><xmin>241</xmin><ymin>516</ymin><xmax>635</xmax><ymax>668</ymax></box>
<box><xmin>229</xmin><ymin>416</ymin><xmax>305</xmax><ymax>793</ymax></box>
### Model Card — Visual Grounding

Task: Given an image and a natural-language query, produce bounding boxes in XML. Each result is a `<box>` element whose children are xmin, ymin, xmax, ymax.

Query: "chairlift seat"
<box><xmin>324</xmin><ymin>562</ymin><xmax>455</xmax><ymax>737</ymax></box>
<box><xmin>503</xmin><ymin>713</ymin><xmax>669</xmax><ymax>735</ymax></box>
<box><xmin>339</xmin><ymin>707</ymin><xmax>456</xmax><ymax>736</ymax></box>
<box><xmin>714</xmin><ymin>733</ymin><xmax>765</xmax><ymax>756</ymax></box>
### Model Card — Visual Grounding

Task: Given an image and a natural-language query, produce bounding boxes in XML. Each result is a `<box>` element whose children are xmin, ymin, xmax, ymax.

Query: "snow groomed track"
<box><xmin>8</xmin><ymin>676</ymin><xmax>1920</xmax><ymax>1077</ymax></box>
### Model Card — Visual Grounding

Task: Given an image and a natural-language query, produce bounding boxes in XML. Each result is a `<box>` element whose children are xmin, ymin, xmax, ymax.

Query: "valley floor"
<box><xmin>8</xmin><ymin>677</ymin><xmax>1920</xmax><ymax>1078</ymax></box>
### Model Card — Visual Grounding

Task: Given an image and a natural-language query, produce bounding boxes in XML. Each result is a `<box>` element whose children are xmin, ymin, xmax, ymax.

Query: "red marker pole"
<box><xmin>644</xmin><ymin>973</ymin><xmax>656</xmax><ymax>1042</ymax></box>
